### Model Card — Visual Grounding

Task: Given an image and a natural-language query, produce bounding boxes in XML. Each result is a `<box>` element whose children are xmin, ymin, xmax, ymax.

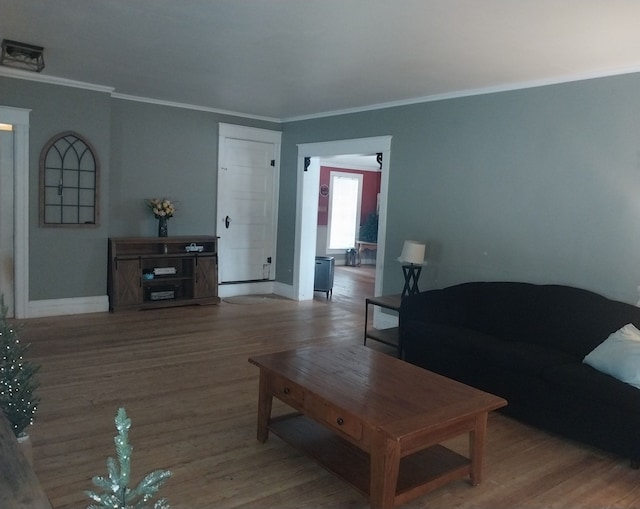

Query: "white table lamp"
<box><xmin>398</xmin><ymin>240</ymin><xmax>425</xmax><ymax>266</ymax></box>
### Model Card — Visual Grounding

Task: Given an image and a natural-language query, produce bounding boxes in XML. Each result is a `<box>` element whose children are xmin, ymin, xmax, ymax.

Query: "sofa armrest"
<box><xmin>0</xmin><ymin>413</ymin><xmax>52</xmax><ymax>509</ymax></box>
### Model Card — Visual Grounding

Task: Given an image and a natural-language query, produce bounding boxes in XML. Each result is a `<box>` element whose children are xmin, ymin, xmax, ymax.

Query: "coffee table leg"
<box><xmin>256</xmin><ymin>371</ymin><xmax>273</xmax><ymax>443</ymax></box>
<box><xmin>469</xmin><ymin>412</ymin><xmax>488</xmax><ymax>485</ymax></box>
<box><xmin>370</xmin><ymin>434</ymin><xmax>401</xmax><ymax>509</ymax></box>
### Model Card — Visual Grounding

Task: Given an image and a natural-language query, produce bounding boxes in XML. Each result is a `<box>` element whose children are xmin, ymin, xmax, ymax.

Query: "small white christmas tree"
<box><xmin>0</xmin><ymin>295</ymin><xmax>40</xmax><ymax>437</ymax></box>
<box><xmin>86</xmin><ymin>407</ymin><xmax>172</xmax><ymax>509</ymax></box>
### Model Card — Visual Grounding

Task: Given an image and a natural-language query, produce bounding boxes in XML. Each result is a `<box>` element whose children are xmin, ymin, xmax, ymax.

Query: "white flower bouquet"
<box><xmin>146</xmin><ymin>198</ymin><xmax>176</xmax><ymax>219</ymax></box>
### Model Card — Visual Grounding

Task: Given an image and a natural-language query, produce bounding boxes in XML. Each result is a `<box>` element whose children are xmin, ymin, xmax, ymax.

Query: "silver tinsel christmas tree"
<box><xmin>0</xmin><ymin>295</ymin><xmax>40</xmax><ymax>437</ymax></box>
<box><xmin>86</xmin><ymin>407</ymin><xmax>172</xmax><ymax>509</ymax></box>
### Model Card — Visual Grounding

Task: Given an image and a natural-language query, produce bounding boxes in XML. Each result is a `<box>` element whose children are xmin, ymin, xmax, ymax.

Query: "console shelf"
<box><xmin>108</xmin><ymin>236</ymin><xmax>220</xmax><ymax>311</ymax></box>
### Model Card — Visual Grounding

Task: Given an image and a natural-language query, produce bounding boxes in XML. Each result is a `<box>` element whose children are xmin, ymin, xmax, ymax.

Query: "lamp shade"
<box><xmin>398</xmin><ymin>240</ymin><xmax>425</xmax><ymax>265</ymax></box>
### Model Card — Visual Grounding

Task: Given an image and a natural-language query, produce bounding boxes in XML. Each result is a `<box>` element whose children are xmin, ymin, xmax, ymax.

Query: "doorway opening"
<box><xmin>0</xmin><ymin>127</ymin><xmax>14</xmax><ymax>314</ymax></box>
<box><xmin>294</xmin><ymin>136</ymin><xmax>392</xmax><ymax>301</ymax></box>
<box><xmin>0</xmin><ymin>106</ymin><xmax>29</xmax><ymax>318</ymax></box>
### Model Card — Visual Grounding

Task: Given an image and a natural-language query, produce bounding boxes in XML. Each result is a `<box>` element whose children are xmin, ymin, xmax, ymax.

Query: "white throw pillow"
<box><xmin>583</xmin><ymin>323</ymin><xmax>640</xmax><ymax>389</ymax></box>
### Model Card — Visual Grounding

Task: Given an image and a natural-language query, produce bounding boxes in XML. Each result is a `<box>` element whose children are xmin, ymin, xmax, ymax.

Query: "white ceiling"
<box><xmin>3</xmin><ymin>1</ymin><xmax>640</xmax><ymax>121</ymax></box>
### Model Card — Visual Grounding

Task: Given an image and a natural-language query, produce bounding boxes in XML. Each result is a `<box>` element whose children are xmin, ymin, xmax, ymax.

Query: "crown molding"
<box><xmin>111</xmin><ymin>93</ymin><xmax>280</xmax><ymax>123</ymax></box>
<box><xmin>281</xmin><ymin>65</ymin><xmax>640</xmax><ymax>122</ymax></box>
<box><xmin>0</xmin><ymin>68</ymin><xmax>280</xmax><ymax>122</ymax></box>
<box><xmin>4</xmin><ymin>63</ymin><xmax>640</xmax><ymax>123</ymax></box>
<box><xmin>0</xmin><ymin>66</ymin><xmax>114</xmax><ymax>93</ymax></box>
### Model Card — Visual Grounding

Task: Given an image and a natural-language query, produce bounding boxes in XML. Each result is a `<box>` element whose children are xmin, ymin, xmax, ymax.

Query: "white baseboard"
<box><xmin>273</xmin><ymin>281</ymin><xmax>295</xmax><ymax>300</ymax></box>
<box><xmin>218</xmin><ymin>280</ymin><xmax>275</xmax><ymax>299</ymax></box>
<box><xmin>218</xmin><ymin>280</ymin><xmax>300</xmax><ymax>301</ymax></box>
<box><xmin>25</xmin><ymin>282</ymin><xmax>299</xmax><ymax>317</ymax></box>
<box><xmin>27</xmin><ymin>295</ymin><xmax>109</xmax><ymax>318</ymax></box>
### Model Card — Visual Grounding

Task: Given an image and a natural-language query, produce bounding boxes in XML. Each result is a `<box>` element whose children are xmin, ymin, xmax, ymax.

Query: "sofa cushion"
<box><xmin>583</xmin><ymin>323</ymin><xmax>640</xmax><ymax>389</ymax></box>
<box><xmin>403</xmin><ymin>321</ymin><xmax>502</xmax><ymax>354</ymax></box>
<box><xmin>403</xmin><ymin>321</ymin><xmax>572</xmax><ymax>376</ymax></box>
<box><xmin>402</xmin><ymin>321</ymin><xmax>507</xmax><ymax>394</ymax></box>
<box><xmin>481</xmin><ymin>341</ymin><xmax>573</xmax><ymax>376</ymax></box>
<box><xmin>543</xmin><ymin>361</ymin><xmax>640</xmax><ymax>413</ymax></box>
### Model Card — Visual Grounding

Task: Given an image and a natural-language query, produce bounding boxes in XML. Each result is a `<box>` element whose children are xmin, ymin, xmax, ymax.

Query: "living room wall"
<box><xmin>0</xmin><ymin>76</ymin><xmax>278</xmax><ymax>305</ymax></box>
<box><xmin>280</xmin><ymin>71</ymin><xmax>640</xmax><ymax>305</ymax></box>
<box><xmin>109</xmin><ymin>98</ymin><xmax>277</xmax><ymax>237</ymax></box>
<box><xmin>0</xmin><ymin>77</ymin><xmax>111</xmax><ymax>301</ymax></box>
<box><xmin>4</xmin><ymin>69</ymin><xmax>640</xmax><ymax>309</ymax></box>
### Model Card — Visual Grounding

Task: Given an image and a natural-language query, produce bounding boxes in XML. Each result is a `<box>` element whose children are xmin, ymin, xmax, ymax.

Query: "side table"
<box><xmin>355</xmin><ymin>240</ymin><xmax>377</xmax><ymax>266</ymax></box>
<box><xmin>364</xmin><ymin>294</ymin><xmax>402</xmax><ymax>357</ymax></box>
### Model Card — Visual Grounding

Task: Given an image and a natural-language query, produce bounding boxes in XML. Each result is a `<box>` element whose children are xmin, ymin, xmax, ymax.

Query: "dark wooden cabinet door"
<box><xmin>194</xmin><ymin>256</ymin><xmax>217</xmax><ymax>299</ymax></box>
<box><xmin>114</xmin><ymin>259</ymin><xmax>142</xmax><ymax>306</ymax></box>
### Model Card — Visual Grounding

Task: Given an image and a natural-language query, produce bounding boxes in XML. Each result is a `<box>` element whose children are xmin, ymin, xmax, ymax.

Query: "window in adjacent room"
<box><xmin>327</xmin><ymin>171</ymin><xmax>363</xmax><ymax>250</ymax></box>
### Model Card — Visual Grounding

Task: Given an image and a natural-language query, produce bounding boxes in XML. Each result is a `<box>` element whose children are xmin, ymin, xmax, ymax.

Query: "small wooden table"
<box><xmin>364</xmin><ymin>294</ymin><xmax>402</xmax><ymax>357</ymax></box>
<box><xmin>356</xmin><ymin>241</ymin><xmax>377</xmax><ymax>265</ymax></box>
<box><xmin>249</xmin><ymin>345</ymin><xmax>507</xmax><ymax>509</ymax></box>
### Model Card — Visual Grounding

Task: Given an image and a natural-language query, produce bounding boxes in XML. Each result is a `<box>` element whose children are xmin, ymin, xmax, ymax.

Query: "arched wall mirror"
<box><xmin>39</xmin><ymin>131</ymin><xmax>99</xmax><ymax>227</ymax></box>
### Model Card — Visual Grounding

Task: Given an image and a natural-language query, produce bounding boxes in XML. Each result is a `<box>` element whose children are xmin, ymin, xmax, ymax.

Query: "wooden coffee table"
<box><xmin>249</xmin><ymin>345</ymin><xmax>507</xmax><ymax>509</ymax></box>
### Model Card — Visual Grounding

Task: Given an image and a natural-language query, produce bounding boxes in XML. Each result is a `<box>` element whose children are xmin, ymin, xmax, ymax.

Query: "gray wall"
<box><xmin>3</xmin><ymin>70</ymin><xmax>640</xmax><ymax>305</ymax></box>
<box><xmin>280</xmin><ymin>72</ymin><xmax>640</xmax><ymax>304</ymax></box>
<box><xmin>109</xmin><ymin>99</ymin><xmax>277</xmax><ymax>237</ymax></box>
<box><xmin>0</xmin><ymin>77</ymin><xmax>111</xmax><ymax>300</ymax></box>
<box><xmin>0</xmin><ymin>77</ymin><xmax>278</xmax><ymax>301</ymax></box>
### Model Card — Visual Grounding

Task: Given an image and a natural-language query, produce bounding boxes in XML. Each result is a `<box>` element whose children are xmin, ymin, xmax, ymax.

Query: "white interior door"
<box><xmin>217</xmin><ymin>124</ymin><xmax>281</xmax><ymax>283</ymax></box>
<box><xmin>0</xmin><ymin>129</ymin><xmax>14</xmax><ymax>315</ymax></box>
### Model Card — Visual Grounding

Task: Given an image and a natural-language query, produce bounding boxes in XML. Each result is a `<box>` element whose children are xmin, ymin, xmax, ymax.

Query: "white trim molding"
<box><xmin>28</xmin><ymin>296</ymin><xmax>109</xmax><ymax>318</ymax></box>
<box><xmin>218</xmin><ymin>123</ymin><xmax>282</xmax><ymax>142</ymax></box>
<box><xmin>218</xmin><ymin>281</ymin><xmax>275</xmax><ymax>299</ymax></box>
<box><xmin>217</xmin><ymin>123</ymin><xmax>282</xmax><ymax>284</ymax></box>
<box><xmin>113</xmin><ymin>93</ymin><xmax>279</xmax><ymax>123</ymax></box>
<box><xmin>0</xmin><ymin>67</ymin><xmax>114</xmax><ymax>94</ymax></box>
<box><xmin>0</xmin><ymin>106</ymin><xmax>30</xmax><ymax>318</ymax></box>
<box><xmin>6</xmin><ymin>59</ymin><xmax>640</xmax><ymax>124</ymax></box>
<box><xmin>294</xmin><ymin>136</ymin><xmax>392</xmax><ymax>302</ymax></box>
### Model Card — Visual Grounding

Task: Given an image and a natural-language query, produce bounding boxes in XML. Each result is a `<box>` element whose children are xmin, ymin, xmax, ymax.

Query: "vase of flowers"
<box><xmin>146</xmin><ymin>198</ymin><xmax>176</xmax><ymax>238</ymax></box>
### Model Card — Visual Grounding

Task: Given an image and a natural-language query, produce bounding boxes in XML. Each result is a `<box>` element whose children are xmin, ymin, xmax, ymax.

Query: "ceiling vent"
<box><xmin>0</xmin><ymin>39</ymin><xmax>45</xmax><ymax>72</ymax></box>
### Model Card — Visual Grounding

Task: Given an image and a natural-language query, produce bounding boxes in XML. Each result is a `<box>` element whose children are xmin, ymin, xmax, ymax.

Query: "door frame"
<box><xmin>0</xmin><ymin>106</ymin><xmax>29</xmax><ymax>318</ymax></box>
<box><xmin>294</xmin><ymin>136</ymin><xmax>392</xmax><ymax>300</ymax></box>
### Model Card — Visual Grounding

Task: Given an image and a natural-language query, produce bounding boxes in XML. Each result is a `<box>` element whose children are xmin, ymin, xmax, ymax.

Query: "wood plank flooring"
<box><xmin>14</xmin><ymin>266</ymin><xmax>640</xmax><ymax>508</ymax></box>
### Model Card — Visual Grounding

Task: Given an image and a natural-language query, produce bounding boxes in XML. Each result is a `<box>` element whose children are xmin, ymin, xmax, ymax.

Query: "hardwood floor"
<box><xmin>16</xmin><ymin>265</ymin><xmax>640</xmax><ymax>508</ymax></box>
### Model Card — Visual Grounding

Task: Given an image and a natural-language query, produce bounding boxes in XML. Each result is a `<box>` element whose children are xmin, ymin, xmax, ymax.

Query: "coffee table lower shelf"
<box><xmin>269</xmin><ymin>413</ymin><xmax>472</xmax><ymax>506</ymax></box>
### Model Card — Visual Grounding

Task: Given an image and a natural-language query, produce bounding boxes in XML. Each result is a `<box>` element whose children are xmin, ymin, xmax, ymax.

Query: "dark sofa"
<box><xmin>400</xmin><ymin>281</ymin><xmax>640</xmax><ymax>466</ymax></box>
